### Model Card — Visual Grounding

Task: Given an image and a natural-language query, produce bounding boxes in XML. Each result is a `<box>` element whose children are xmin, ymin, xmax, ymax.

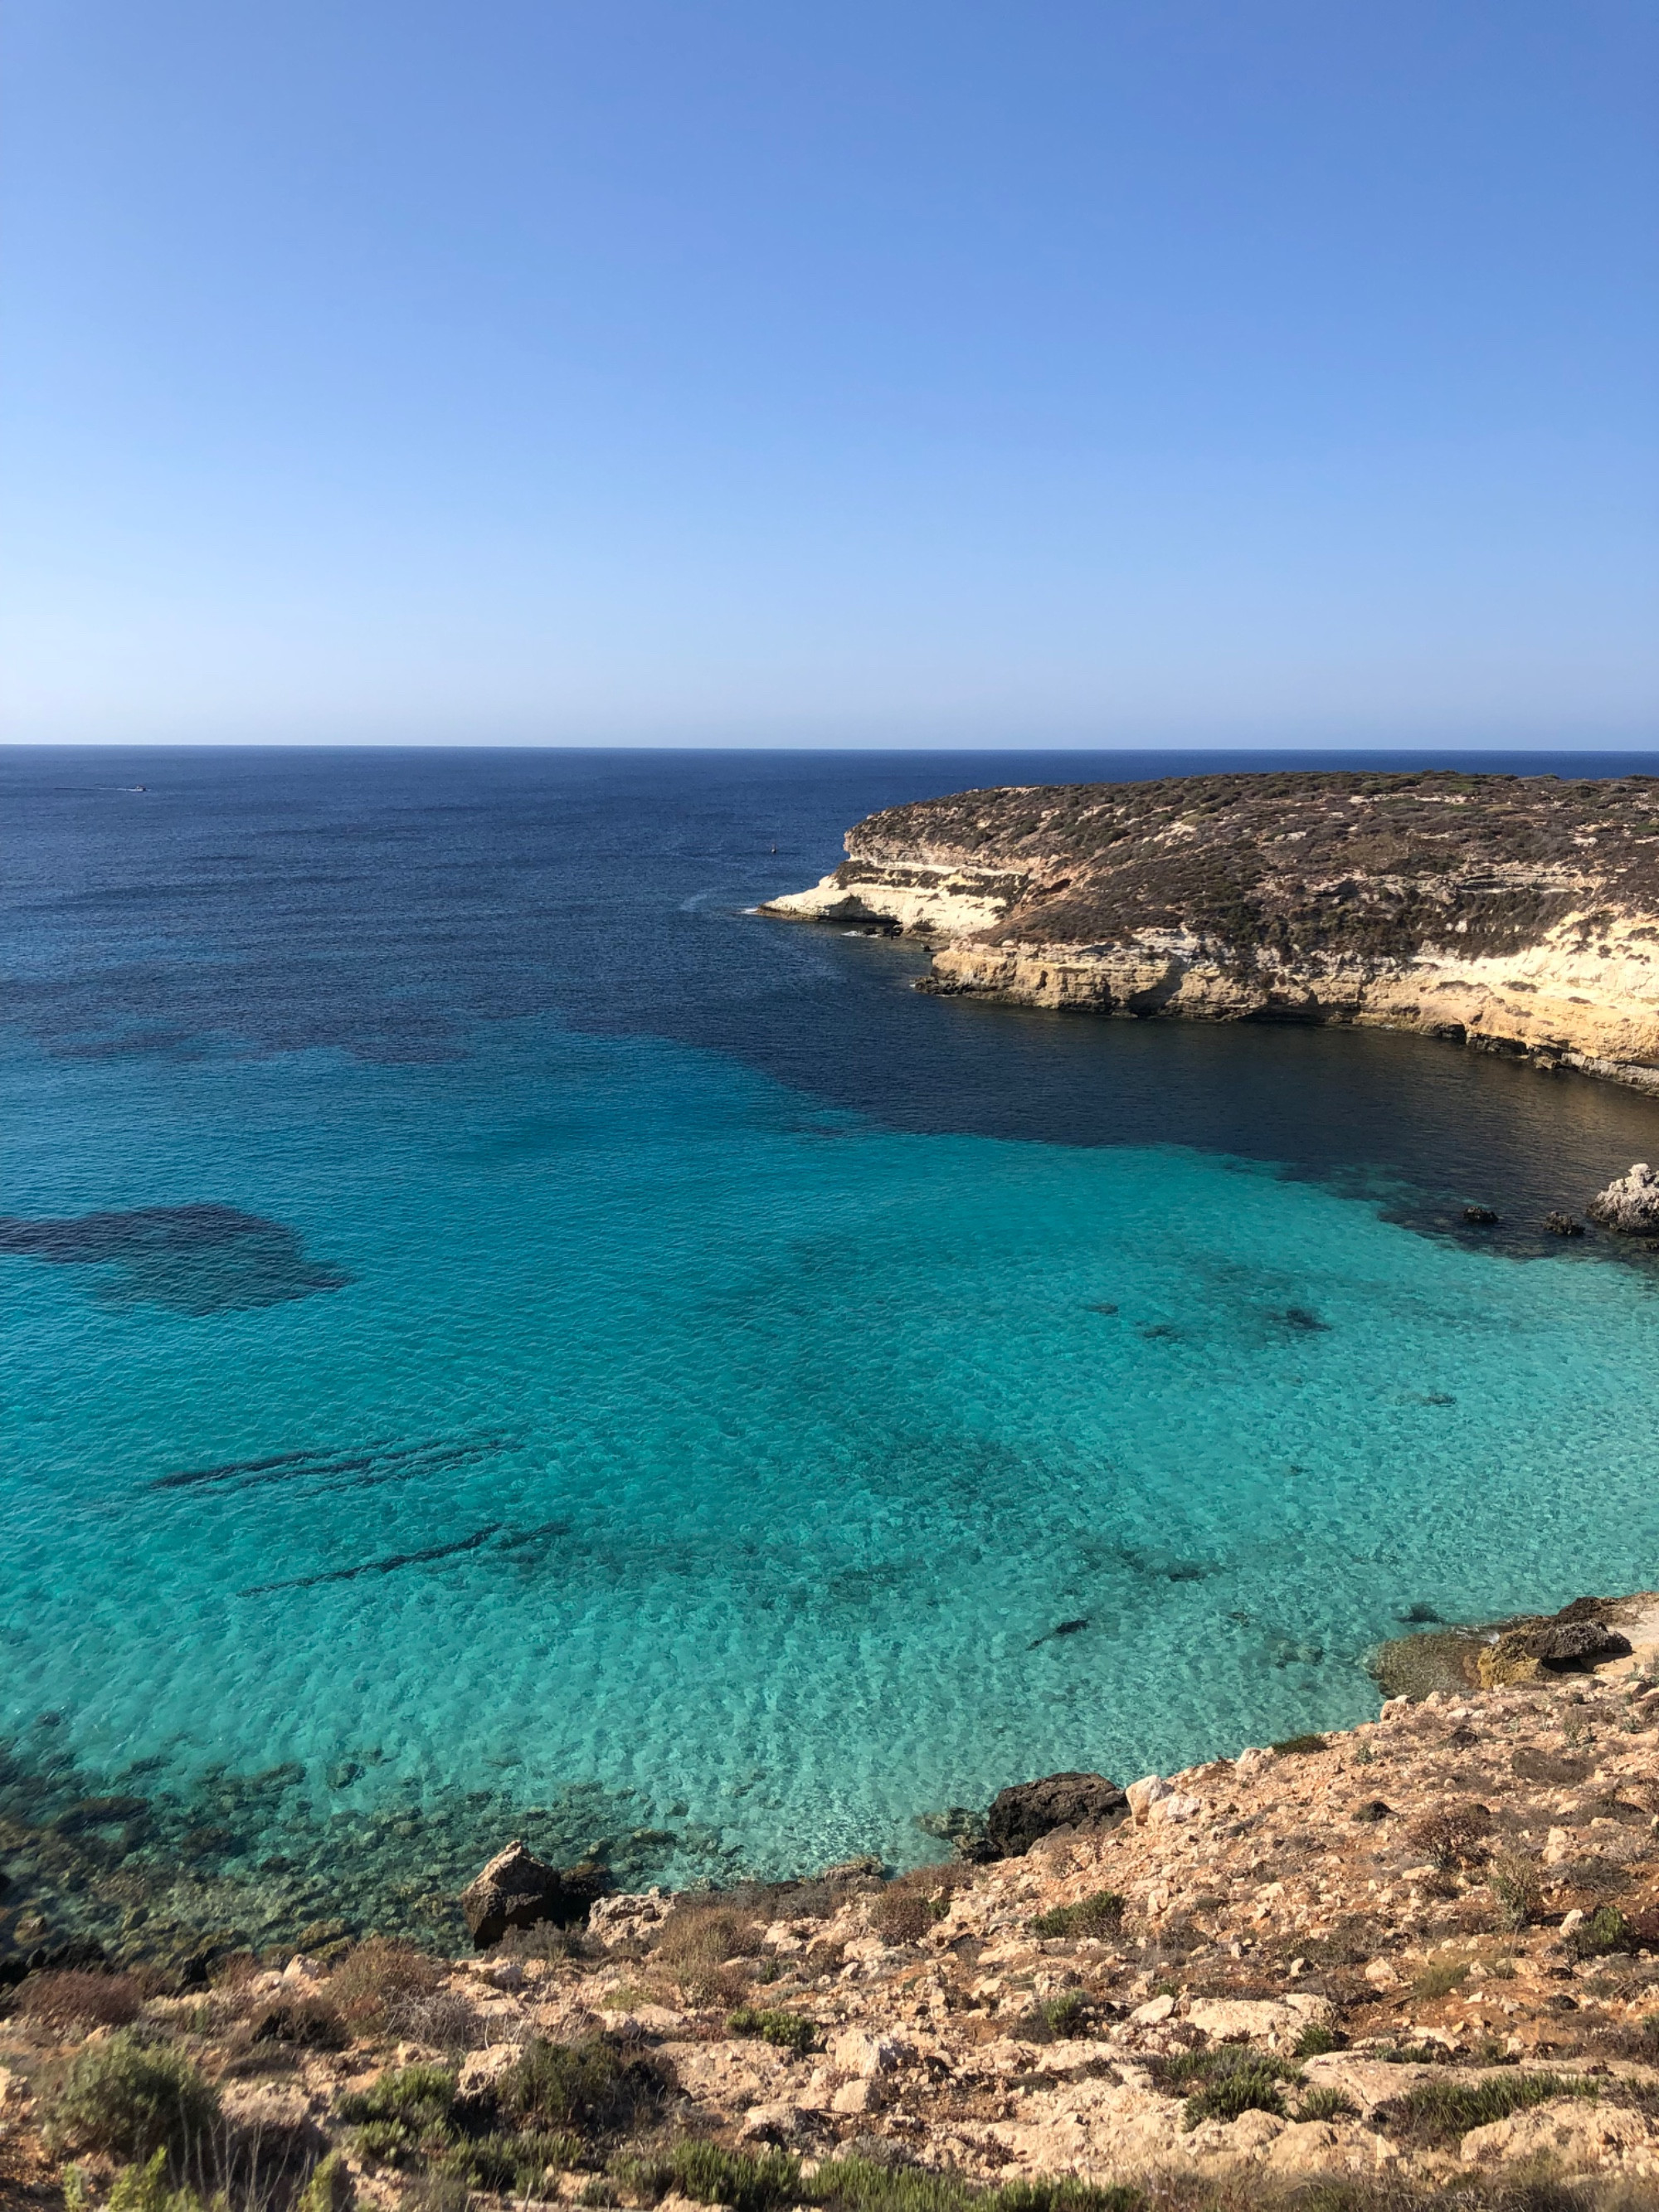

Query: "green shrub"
<box><xmin>1489</xmin><ymin>1852</ymin><xmax>1540</xmax><ymax>1931</ymax></box>
<box><xmin>1570</xmin><ymin>1905</ymin><xmax>1632</xmax><ymax>1959</ymax></box>
<box><xmin>105</xmin><ymin>2151</ymin><xmax>202</xmax><ymax>2212</ymax></box>
<box><xmin>801</xmin><ymin>2162</ymin><xmax>1140</xmax><ymax>2212</ymax></box>
<box><xmin>1382</xmin><ymin>2073</ymin><xmax>1598</xmax><ymax>2145</ymax></box>
<box><xmin>294</xmin><ymin>2151</ymin><xmax>353</xmax><ymax>2212</ymax></box>
<box><xmin>334</xmin><ymin>2063</ymin><xmax>457</xmax><ymax>2165</ymax></box>
<box><xmin>46</xmin><ymin>2032</ymin><xmax>221</xmax><ymax>2172</ymax></box>
<box><xmin>431</xmin><ymin>2128</ymin><xmax>582</xmax><ymax>2192</ymax></box>
<box><xmin>1029</xmin><ymin>1892</ymin><xmax>1125</xmax><ymax>1939</ymax></box>
<box><xmin>1297</xmin><ymin>2088</ymin><xmax>1358</xmax><ymax>2122</ymax></box>
<box><xmin>333</xmin><ymin>2063</ymin><xmax>456</xmax><ymax>2131</ymax></box>
<box><xmin>1293</xmin><ymin>2021</ymin><xmax>1339</xmax><ymax>2058</ymax></box>
<box><xmin>1028</xmin><ymin>1991</ymin><xmax>1091</xmax><ymax>2040</ymax></box>
<box><xmin>1182</xmin><ymin>2061</ymin><xmax>1287</xmax><ymax>2130</ymax></box>
<box><xmin>497</xmin><ymin>2035</ymin><xmax>659</xmax><ymax>2132</ymax></box>
<box><xmin>727</xmin><ymin>2006</ymin><xmax>817</xmax><ymax>2054</ymax></box>
<box><xmin>985</xmin><ymin>2186</ymin><xmax>1140</xmax><ymax>2212</ymax></box>
<box><xmin>663</xmin><ymin>2140</ymin><xmax>801</xmax><ymax>2212</ymax></box>
<box><xmin>805</xmin><ymin>2159</ymin><xmax>972</xmax><ymax>2212</ymax></box>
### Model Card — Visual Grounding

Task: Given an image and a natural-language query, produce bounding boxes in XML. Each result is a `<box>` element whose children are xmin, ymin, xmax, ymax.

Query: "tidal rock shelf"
<box><xmin>762</xmin><ymin>771</ymin><xmax>1659</xmax><ymax>1096</ymax></box>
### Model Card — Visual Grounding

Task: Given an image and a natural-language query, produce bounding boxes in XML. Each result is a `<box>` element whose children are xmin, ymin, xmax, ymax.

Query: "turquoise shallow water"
<box><xmin>3</xmin><ymin>746</ymin><xmax>1658</xmax><ymax>1951</ymax></box>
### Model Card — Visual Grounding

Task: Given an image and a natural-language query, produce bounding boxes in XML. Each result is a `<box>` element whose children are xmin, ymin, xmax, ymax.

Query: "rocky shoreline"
<box><xmin>761</xmin><ymin>771</ymin><xmax>1659</xmax><ymax>1100</ymax></box>
<box><xmin>5</xmin><ymin>1593</ymin><xmax>1658</xmax><ymax>2210</ymax></box>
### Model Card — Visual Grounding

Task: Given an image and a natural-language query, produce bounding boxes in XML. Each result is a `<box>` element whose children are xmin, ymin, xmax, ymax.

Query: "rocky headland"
<box><xmin>5</xmin><ymin>1596</ymin><xmax>1658</xmax><ymax>2212</ymax></box>
<box><xmin>761</xmin><ymin>771</ymin><xmax>1659</xmax><ymax>1097</ymax></box>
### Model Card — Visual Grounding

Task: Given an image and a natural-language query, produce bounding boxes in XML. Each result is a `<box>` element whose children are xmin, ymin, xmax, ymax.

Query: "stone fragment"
<box><xmin>983</xmin><ymin>1771</ymin><xmax>1127</xmax><ymax>1856</ymax></box>
<box><xmin>1587</xmin><ymin>1162</ymin><xmax>1659</xmax><ymax>1235</ymax></box>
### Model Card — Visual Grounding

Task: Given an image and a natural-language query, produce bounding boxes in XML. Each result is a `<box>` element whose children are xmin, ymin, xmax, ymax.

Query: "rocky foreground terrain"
<box><xmin>4</xmin><ymin>1596</ymin><xmax>1658</xmax><ymax>2212</ymax></box>
<box><xmin>762</xmin><ymin>772</ymin><xmax>1659</xmax><ymax>1096</ymax></box>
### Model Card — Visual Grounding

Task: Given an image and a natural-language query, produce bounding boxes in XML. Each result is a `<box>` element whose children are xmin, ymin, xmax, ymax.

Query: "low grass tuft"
<box><xmin>1297</xmin><ymin>2088</ymin><xmax>1358</xmax><ymax>2123</ymax></box>
<box><xmin>1410</xmin><ymin>1957</ymin><xmax>1470</xmax><ymax>2000</ymax></box>
<box><xmin>727</xmin><ymin>2006</ymin><xmax>817</xmax><ymax>2055</ymax></box>
<box><xmin>1380</xmin><ymin>2072</ymin><xmax>1598</xmax><ymax>2146</ymax></box>
<box><xmin>1029</xmin><ymin>1891</ymin><xmax>1125</xmax><ymax>1940</ymax></box>
<box><xmin>1182</xmin><ymin>2061</ymin><xmax>1288</xmax><ymax>2130</ymax></box>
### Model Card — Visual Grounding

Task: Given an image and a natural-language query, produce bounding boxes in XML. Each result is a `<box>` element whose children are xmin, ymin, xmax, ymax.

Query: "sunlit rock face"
<box><xmin>764</xmin><ymin>770</ymin><xmax>1659</xmax><ymax>1095</ymax></box>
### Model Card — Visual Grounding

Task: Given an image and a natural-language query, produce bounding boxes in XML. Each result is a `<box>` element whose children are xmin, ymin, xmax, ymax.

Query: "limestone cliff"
<box><xmin>762</xmin><ymin>771</ymin><xmax>1659</xmax><ymax>1094</ymax></box>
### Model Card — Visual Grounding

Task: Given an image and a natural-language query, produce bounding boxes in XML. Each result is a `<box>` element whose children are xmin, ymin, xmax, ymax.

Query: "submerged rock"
<box><xmin>458</xmin><ymin>1839</ymin><xmax>610</xmax><ymax>1949</ymax></box>
<box><xmin>914</xmin><ymin>1807</ymin><xmax>990</xmax><ymax>1860</ymax></box>
<box><xmin>1543</xmin><ymin>1211</ymin><xmax>1585</xmax><ymax>1237</ymax></box>
<box><xmin>1587</xmin><ymin>1160</ymin><xmax>1659</xmax><ymax>1234</ymax></box>
<box><xmin>983</xmin><ymin>1771</ymin><xmax>1127</xmax><ymax>1858</ymax></box>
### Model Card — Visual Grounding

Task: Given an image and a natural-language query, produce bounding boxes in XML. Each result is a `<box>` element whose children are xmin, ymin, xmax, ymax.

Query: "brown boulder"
<box><xmin>983</xmin><ymin>1771</ymin><xmax>1127</xmax><ymax>1858</ymax></box>
<box><xmin>458</xmin><ymin>1839</ymin><xmax>610</xmax><ymax>1950</ymax></box>
<box><xmin>1527</xmin><ymin>1617</ymin><xmax>1632</xmax><ymax>1669</ymax></box>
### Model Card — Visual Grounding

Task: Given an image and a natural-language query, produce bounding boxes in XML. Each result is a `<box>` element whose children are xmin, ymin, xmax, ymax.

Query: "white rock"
<box><xmin>830</xmin><ymin>2077</ymin><xmax>880</xmax><ymax>2114</ymax></box>
<box><xmin>1149</xmin><ymin>1791</ymin><xmax>1203</xmax><ymax>1825</ymax></box>
<box><xmin>1187</xmin><ymin>1995</ymin><xmax>1334</xmax><ymax>2048</ymax></box>
<box><xmin>1587</xmin><ymin>1162</ymin><xmax>1659</xmax><ymax>1235</ymax></box>
<box><xmin>1462</xmin><ymin>2096</ymin><xmax>1658</xmax><ymax>2166</ymax></box>
<box><xmin>1126</xmin><ymin>1775</ymin><xmax>1173</xmax><ymax>1822</ymax></box>
<box><xmin>831</xmin><ymin>2028</ymin><xmax>908</xmax><ymax>2076</ymax></box>
<box><xmin>1129</xmin><ymin>1992</ymin><xmax>1175</xmax><ymax>2024</ymax></box>
<box><xmin>459</xmin><ymin>2046</ymin><xmax>523</xmax><ymax>2093</ymax></box>
<box><xmin>1544</xmin><ymin>1829</ymin><xmax>1574</xmax><ymax>1865</ymax></box>
<box><xmin>280</xmin><ymin>1953</ymin><xmax>324</xmax><ymax>1983</ymax></box>
<box><xmin>587</xmin><ymin>1888</ymin><xmax>671</xmax><ymax>1947</ymax></box>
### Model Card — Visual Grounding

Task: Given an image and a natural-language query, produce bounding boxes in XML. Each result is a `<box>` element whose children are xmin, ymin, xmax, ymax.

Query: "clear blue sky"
<box><xmin>3</xmin><ymin>1</ymin><xmax>1656</xmax><ymax>747</ymax></box>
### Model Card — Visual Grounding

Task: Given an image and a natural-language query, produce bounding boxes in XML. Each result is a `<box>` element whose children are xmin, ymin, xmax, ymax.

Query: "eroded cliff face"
<box><xmin>761</xmin><ymin>772</ymin><xmax>1659</xmax><ymax>1094</ymax></box>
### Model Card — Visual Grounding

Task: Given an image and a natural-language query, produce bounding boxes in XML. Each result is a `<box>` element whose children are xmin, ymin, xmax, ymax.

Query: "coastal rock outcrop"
<box><xmin>761</xmin><ymin>771</ymin><xmax>1659</xmax><ymax>1094</ymax></box>
<box><xmin>984</xmin><ymin>1771</ymin><xmax>1127</xmax><ymax>1856</ymax></box>
<box><xmin>1588</xmin><ymin>1160</ymin><xmax>1659</xmax><ymax>1233</ymax></box>
<box><xmin>1370</xmin><ymin>1591</ymin><xmax>1654</xmax><ymax>1697</ymax></box>
<box><xmin>458</xmin><ymin>1838</ymin><xmax>610</xmax><ymax>1948</ymax></box>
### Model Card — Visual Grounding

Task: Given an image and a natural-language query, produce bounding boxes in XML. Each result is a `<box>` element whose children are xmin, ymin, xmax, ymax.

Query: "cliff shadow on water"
<box><xmin>696</xmin><ymin>918</ymin><xmax>1659</xmax><ymax>1264</ymax></box>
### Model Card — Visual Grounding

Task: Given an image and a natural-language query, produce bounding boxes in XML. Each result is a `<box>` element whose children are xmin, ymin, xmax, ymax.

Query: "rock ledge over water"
<box><xmin>762</xmin><ymin>771</ymin><xmax>1659</xmax><ymax>1095</ymax></box>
